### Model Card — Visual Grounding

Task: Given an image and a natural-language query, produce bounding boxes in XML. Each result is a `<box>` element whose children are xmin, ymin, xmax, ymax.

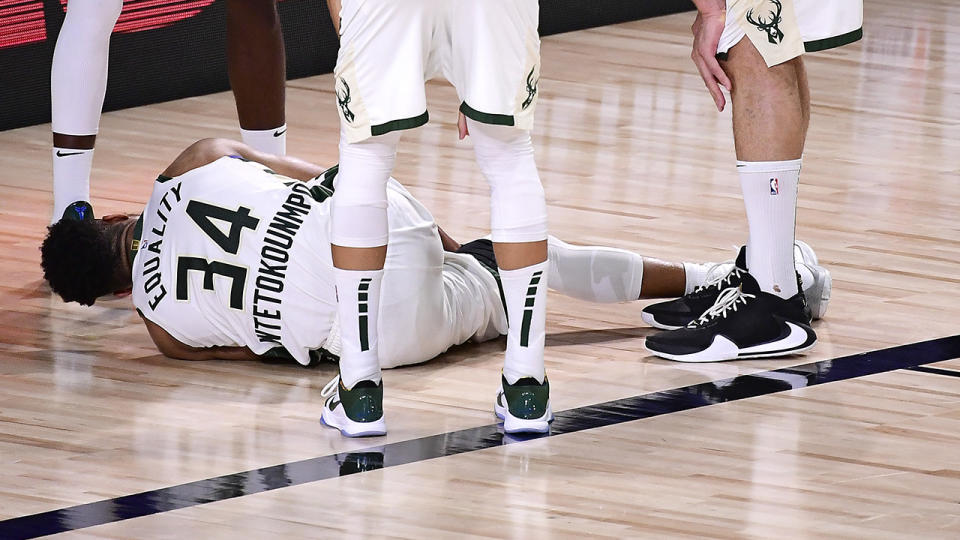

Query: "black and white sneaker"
<box><xmin>644</xmin><ymin>272</ymin><xmax>817</xmax><ymax>363</ymax></box>
<box><xmin>641</xmin><ymin>247</ymin><xmax>748</xmax><ymax>330</ymax></box>
<box><xmin>641</xmin><ymin>241</ymin><xmax>831</xmax><ymax>330</ymax></box>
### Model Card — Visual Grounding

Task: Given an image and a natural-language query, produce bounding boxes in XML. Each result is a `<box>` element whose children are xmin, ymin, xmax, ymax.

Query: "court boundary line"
<box><xmin>2</xmin><ymin>334</ymin><xmax>959</xmax><ymax>539</ymax></box>
<box><xmin>906</xmin><ymin>365</ymin><xmax>960</xmax><ymax>378</ymax></box>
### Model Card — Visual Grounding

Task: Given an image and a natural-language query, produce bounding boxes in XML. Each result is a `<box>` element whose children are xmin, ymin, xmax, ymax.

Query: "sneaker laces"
<box><xmin>689</xmin><ymin>285</ymin><xmax>756</xmax><ymax>327</ymax></box>
<box><xmin>693</xmin><ymin>244</ymin><xmax>746</xmax><ymax>293</ymax></box>
<box><xmin>696</xmin><ymin>262</ymin><xmax>743</xmax><ymax>293</ymax></box>
<box><xmin>321</xmin><ymin>375</ymin><xmax>341</xmax><ymax>399</ymax></box>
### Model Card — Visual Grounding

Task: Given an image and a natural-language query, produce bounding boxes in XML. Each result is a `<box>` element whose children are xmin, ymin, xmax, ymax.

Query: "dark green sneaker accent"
<box><xmin>502</xmin><ymin>375</ymin><xmax>550</xmax><ymax>420</ymax></box>
<box><xmin>338</xmin><ymin>380</ymin><xmax>384</xmax><ymax>423</ymax></box>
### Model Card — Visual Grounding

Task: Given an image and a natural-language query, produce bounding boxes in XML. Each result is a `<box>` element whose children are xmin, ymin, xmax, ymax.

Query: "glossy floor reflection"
<box><xmin>2</xmin><ymin>0</ymin><xmax>960</xmax><ymax>537</ymax></box>
<box><xmin>3</xmin><ymin>335</ymin><xmax>958</xmax><ymax>539</ymax></box>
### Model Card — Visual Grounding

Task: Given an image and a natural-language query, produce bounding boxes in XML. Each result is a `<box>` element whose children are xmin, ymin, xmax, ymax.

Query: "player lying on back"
<box><xmin>40</xmin><ymin>138</ymin><xmax>831</xmax><ymax>436</ymax></box>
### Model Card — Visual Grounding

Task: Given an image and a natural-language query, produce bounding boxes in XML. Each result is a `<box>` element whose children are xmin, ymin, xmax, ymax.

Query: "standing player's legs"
<box><xmin>645</xmin><ymin>0</ymin><xmax>860</xmax><ymax>362</ymax></box>
<box><xmin>451</xmin><ymin>0</ymin><xmax>550</xmax><ymax>433</ymax></box>
<box><xmin>645</xmin><ymin>39</ymin><xmax>816</xmax><ymax>362</ymax></box>
<box><xmin>726</xmin><ymin>39</ymin><xmax>808</xmax><ymax>299</ymax></box>
<box><xmin>227</xmin><ymin>0</ymin><xmax>287</xmax><ymax>155</ymax></box>
<box><xmin>321</xmin><ymin>0</ymin><xmax>432</xmax><ymax>437</ymax></box>
<box><xmin>50</xmin><ymin>0</ymin><xmax>123</xmax><ymax>222</ymax></box>
<box><xmin>330</xmin><ymin>129</ymin><xmax>398</xmax><ymax>384</ymax></box>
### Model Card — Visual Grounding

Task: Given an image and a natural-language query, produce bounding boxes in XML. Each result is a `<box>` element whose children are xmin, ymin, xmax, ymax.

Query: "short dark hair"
<box><xmin>41</xmin><ymin>219</ymin><xmax>122</xmax><ymax>306</ymax></box>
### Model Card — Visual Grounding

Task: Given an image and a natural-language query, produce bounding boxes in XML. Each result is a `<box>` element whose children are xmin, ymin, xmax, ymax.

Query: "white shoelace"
<box><xmin>321</xmin><ymin>375</ymin><xmax>341</xmax><ymax>399</ymax></box>
<box><xmin>696</xmin><ymin>263</ymin><xmax>744</xmax><ymax>293</ymax></box>
<box><xmin>689</xmin><ymin>285</ymin><xmax>756</xmax><ymax>327</ymax></box>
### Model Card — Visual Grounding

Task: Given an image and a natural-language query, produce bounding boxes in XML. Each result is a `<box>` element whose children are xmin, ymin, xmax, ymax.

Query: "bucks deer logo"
<box><xmin>336</xmin><ymin>77</ymin><xmax>355</xmax><ymax>123</ymax></box>
<box><xmin>521</xmin><ymin>66</ymin><xmax>539</xmax><ymax>111</ymax></box>
<box><xmin>746</xmin><ymin>0</ymin><xmax>785</xmax><ymax>45</ymax></box>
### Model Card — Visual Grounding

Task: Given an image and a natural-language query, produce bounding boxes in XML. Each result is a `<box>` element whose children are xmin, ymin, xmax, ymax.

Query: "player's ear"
<box><xmin>113</xmin><ymin>287</ymin><xmax>132</xmax><ymax>298</ymax></box>
<box><xmin>101</xmin><ymin>213</ymin><xmax>128</xmax><ymax>223</ymax></box>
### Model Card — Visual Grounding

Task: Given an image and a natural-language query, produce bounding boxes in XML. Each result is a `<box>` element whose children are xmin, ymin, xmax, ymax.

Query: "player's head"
<box><xmin>41</xmin><ymin>210</ymin><xmax>137</xmax><ymax>306</ymax></box>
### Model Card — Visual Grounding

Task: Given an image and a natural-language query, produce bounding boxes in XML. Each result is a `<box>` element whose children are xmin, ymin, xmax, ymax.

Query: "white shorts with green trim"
<box><xmin>334</xmin><ymin>0</ymin><xmax>540</xmax><ymax>144</ymax></box>
<box><xmin>717</xmin><ymin>0</ymin><xmax>863</xmax><ymax>67</ymax></box>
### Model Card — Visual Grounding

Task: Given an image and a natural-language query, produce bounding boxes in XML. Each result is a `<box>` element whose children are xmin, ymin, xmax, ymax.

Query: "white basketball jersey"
<box><xmin>131</xmin><ymin>156</ymin><xmax>338</xmax><ymax>365</ymax></box>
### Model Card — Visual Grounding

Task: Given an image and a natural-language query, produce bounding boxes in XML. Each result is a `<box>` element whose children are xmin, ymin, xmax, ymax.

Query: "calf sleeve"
<box><xmin>546</xmin><ymin>236</ymin><xmax>644</xmax><ymax>303</ymax></box>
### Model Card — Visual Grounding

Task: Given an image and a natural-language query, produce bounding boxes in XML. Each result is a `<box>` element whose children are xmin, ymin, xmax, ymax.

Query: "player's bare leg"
<box><xmin>50</xmin><ymin>0</ymin><xmax>123</xmax><ymax>222</ymax></box>
<box><xmin>465</xmin><ymin>118</ymin><xmax>551</xmax><ymax>434</ymax></box>
<box><xmin>227</xmin><ymin>0</ymin><xmax>287</xmax><ymax>155</ymax></box>
<box><xmin>646</xmin><ymin>37</ymin><xmax>819</xmax><ymax>362</ymax></box>
<box><xmin>723</xmin><ymin>38</ymin><xmax>820</xmax><ymax>302</ymax></box>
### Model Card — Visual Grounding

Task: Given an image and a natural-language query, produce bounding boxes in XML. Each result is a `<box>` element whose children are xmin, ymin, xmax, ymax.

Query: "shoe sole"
<box><xmin>645</xmin><ymin>341</ymin><xmax>817</xmax><ymax>363</ymax></box>
<box><xmin>645</xmin><ymin>323</ymin><xmax>817</xmax><ymax>363</ymax></box>
<box><xmin>805</xmin><ymin>264</ymin><xmax>832</xmax><ymax>320</ymax></box>
<box><xmin>321</xmin><ymin>408</ymin><xmax>387</xmax><ymax>438</ymax></box>
<box><xmin>640</xmin><ymin>311</ymin><xmax>683</xmax><ymax>331</ymax></box>
<box><xmin>494</xmin><ymin>395</ymin><xmax>554</xmax><ymax>434</ymax></box>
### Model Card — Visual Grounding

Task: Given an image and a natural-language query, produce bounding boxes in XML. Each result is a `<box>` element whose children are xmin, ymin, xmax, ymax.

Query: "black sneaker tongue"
<box><xmin>738</xmin><ymin>271</ymin><xmax>762</xmax><ymax>294</ymax></box>
<box><xmin>61</xmin><ymin>201</ymin><xmax>95</xmax><ymax>222</ymax></box>
<box><xmin>734</xmin><ymin>245</ymin><xmax>748</xmax><ymax>271</ymax></box>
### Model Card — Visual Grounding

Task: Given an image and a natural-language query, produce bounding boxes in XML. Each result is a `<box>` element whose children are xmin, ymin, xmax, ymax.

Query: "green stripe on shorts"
<box><xmin>459</xmin><ymin>102</ymin><xmax>515</xmax><ymax>127</ymax></box>
<box><xmin>804</xmin><ymin>27</ymin><xmax>863</xmax><ymax>53</ymax></box>
<box><xmin>370</xmin><ymin>111</ymin><xmax>430</xmax><ymax>137</ymax></box>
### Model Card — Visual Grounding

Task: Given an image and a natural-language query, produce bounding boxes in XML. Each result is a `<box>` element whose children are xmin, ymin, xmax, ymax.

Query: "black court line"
<box><xmin>907</xmin><ymin>365</ymin><xmax>960</xmax><ymax>378</ymax></box>
<box><xmin>3</xmin><ymin>335</ymin><xmax>960</xmax><ymax>539</ymax></box>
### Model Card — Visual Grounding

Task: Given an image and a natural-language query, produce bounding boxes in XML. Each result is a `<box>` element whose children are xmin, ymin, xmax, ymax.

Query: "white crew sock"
<box><xmin>500</xmin><ymin>260</ymin><xmax>549</xmax><ymax>384</ymax></box>
<box><xmin>52</xmin><ymin>147</ymin><xmax>94</xmax><ymax>222</ymax></box>
<box><xmin>682</xmin><ymin>262</ymin><xmax>713</xmax><ymax>295</ymax></box>
<box><xmin>738</xmin><ymin>159</ymin><xmax>802</xmax><ymax>298</ymax></box>
<box><xmin>334</xmin><ymin>268</ymin><xmax>383</xmax><ymax>388</ymax></box>
<box><xmin>241</xmin><ymin>124</ymin><xmax>287</xmax><ymax>156</ymax></box>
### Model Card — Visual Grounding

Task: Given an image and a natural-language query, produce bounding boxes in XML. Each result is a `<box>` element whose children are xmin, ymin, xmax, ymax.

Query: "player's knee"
<box><xmin>726</xmin><ymin>39</ymin><xmax>800</xmax><ymax>94</ymax></box>
<box><xmin>329</xmin><ymin>133</ymin><xmax>398</xmax><ymax>247</ymax></box>
<box><xmin>64</xmin><ymin>0</ymin><xmax>123</xmax><ymax>35</ymax></box>
<box><xmin>468</xmin><ymin>120</ymin><xmax>533</xmax><ymax>171</ymax></box>
<box><xmin>467</xmin><ymin>120</ymin><xmax>547</xmax><ymax>242</ymax></box>
<box><xmin>334</xmin><ymin>132</ymin><xmax>400</xmax><ymax>205</ymax></box>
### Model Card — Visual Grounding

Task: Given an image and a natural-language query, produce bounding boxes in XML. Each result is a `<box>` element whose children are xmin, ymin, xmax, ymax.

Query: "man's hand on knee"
<box><xmin>690</xmin><ymin>2</ymin><xmax>732</xmax><ymax>111</ymax></box>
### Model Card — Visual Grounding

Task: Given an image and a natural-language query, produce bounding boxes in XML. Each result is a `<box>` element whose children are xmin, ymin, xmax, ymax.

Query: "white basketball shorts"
<box><xmin>718</xmin><ymin>0</ymin><xmax>863</xmax><ymax>67</ymax></box>
<box><xmin>334</xmin><ymin>0</ymin><xmax>541</xmax><ymax>143</ymax></box>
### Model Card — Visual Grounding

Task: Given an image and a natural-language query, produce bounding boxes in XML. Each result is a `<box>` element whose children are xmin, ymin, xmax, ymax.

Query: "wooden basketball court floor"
<box><xmin>2</xmin><ymin>0</ymin><xmax>960</xmax><ymax>537</ymax></box>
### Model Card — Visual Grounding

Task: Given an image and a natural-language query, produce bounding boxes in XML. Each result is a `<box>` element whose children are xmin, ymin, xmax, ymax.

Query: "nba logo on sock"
<box><xmin>769</xmin><ymin>178</ymin><xmax>780</xmax><ymax>195</ymax></box>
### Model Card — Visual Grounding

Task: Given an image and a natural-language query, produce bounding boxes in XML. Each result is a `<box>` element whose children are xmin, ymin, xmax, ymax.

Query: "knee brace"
<box><xmin>468</xmin><ymin>119</ymin><xmax>547</xmax><ymax>243</ymax></box>
<box><xmin>330</xmin><ymin>130</ymin><xmax>401</xmax><ymax>248</ymax></box>
<box><xmin>51</xmin><ymin>0</ymin><xmax>123</xmax><ymax>135</ymax></box>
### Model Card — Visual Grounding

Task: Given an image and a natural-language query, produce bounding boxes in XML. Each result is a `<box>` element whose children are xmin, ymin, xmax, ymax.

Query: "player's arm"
<box><xmin>437</xmin><ymin>226</ymin><xmax>461</xmax><ymax>252</ymax></box>
<box><xmin>326</xmin><ymin>0</ymin><xmax>341</xmax><ymax>34</ymax></box>
<box><xmin>161</xmin><ymin>138</ymin><xmax>328</xmax><ymax>181</ymax></box>
<box><xmin>141</xmin><ymin>314</ymin><xmax>260</xmax><ymax>361</ymax></box>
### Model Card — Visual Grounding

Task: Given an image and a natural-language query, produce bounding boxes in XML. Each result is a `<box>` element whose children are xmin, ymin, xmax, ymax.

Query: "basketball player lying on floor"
<box><xmin>41</xmin><ymin>138</ymin><xmax>831</xmax><ymax>371</ymax></box>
